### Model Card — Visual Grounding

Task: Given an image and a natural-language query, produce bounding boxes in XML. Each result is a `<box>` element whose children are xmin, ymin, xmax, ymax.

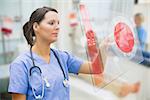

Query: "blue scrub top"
<box><xmin>136</xmin><ymin>26</ymin><xmax>147</xmax><ymax>51</ymax></box>
<box><xmin>8</xmin><ymin>49</ymin><xmax>83</xmax><ymax>100</ymax></box>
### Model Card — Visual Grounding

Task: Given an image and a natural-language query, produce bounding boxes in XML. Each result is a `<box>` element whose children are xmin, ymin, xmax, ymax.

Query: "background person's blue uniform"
<box><xmin>136</xmin><ymin>26</ymin><xmax>150</xmax><ymax>67</ymax></box>
<box><xmin>136</xmin><ymin>26</ymin><xmax>147</xmax><ymax>50</ymax></box>
<box><xmin>8</xmin><ymin>49</ymin><xmax>83</xmax><ymax>100</ymax></box>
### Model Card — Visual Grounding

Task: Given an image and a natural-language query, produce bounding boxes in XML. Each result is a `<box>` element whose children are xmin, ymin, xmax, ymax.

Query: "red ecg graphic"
<box><xmin>80</xmin><ymin>4</ymin><xmax>104</xmax><ymax>74</ymax></box>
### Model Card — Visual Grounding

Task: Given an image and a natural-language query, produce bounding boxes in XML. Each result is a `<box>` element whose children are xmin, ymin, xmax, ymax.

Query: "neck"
<box><xmin>32</xmin><ymin>41</ymin><xmax>51</xmax><ymax>57</ymax></box>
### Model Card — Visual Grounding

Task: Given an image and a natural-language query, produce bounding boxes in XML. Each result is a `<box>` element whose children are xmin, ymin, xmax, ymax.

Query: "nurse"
<box><xmin>8</xmin><ymin>7</ymin><xmax>93</xmax><ymax>100</ymax></box>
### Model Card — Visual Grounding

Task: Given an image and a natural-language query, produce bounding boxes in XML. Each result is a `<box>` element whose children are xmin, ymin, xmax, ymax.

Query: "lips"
<box><xmin>51</xmin><ymin>33</ymin><xmax>58</xmax><ymax>37</ymax></box>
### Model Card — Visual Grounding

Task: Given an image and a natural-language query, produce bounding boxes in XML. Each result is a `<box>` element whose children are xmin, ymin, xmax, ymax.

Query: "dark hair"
<box><xmin>135</xmin><ymin>13</ymin><xmax>143</xmax><ymax>17</ymax></box>
<box><xmin>23</xmin><ymin>6</ymin><xmax>58</xmax><ymax>46</ymax></box>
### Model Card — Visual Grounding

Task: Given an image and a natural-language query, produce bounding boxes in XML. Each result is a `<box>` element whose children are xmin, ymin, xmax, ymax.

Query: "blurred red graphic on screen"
<box><xmin>114</xmin><ymin>22</ymin><xmax>134</xmax><ymax>53</ymax></box>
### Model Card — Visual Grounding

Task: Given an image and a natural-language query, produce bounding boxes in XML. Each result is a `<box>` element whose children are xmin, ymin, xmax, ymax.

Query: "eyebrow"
<box><xmin>48</xmin><ymin>19</ymin><xmax>59</xmax><ymax>22</ymax></box>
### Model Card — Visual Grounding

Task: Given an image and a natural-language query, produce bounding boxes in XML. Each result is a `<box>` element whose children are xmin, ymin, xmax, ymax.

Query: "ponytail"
<box><xmin>23</xmin><ymin>21</ymin><xmax>35</xmax><ymax>46</ymax></box>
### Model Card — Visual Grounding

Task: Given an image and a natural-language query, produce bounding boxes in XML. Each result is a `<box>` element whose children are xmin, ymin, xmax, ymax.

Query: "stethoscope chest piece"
<box><xmin>43</xmin><ymin>77</ymin><xmax>51</xmax><ymax>88</ymax></box>
<box><xmin>63</xmin><ymin>79</ymin><xmax>70</xmax><ymax>88</ymax></box>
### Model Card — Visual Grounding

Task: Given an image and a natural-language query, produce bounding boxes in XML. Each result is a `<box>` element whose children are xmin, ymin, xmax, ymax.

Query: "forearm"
<box><xmin>12</xmin><ymin>93</ymin><xmax>26</xmax><ymax>100</ymax></box>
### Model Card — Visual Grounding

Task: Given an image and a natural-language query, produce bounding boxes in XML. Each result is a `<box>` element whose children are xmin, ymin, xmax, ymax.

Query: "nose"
<box><xmin>55</xmin><ymin>25</ymin><xmax>60</xmax><ymax>31</ymax></box>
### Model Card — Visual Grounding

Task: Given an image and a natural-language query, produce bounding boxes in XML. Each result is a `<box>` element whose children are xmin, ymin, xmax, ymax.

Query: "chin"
<box><xmin>50</xmin><ymin>38</ymin><xmax>57</xmax><ymax>43</ymax></box>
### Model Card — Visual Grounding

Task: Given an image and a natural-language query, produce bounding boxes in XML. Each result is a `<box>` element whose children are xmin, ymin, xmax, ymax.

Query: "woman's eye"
<box><xmin>48</xmin><ymin>21</ymin><xmax>59</xmax><ymax>25</ymax></box>
<box><xmin>48</xmin><ymin>22</ymin><xmax>54</xmax><ymax>25</ymax></box>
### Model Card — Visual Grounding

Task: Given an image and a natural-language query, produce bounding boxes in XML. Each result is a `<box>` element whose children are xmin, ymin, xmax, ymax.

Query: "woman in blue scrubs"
<box><xmin>8</xmin><ymin>7</ymin><xmax>93</xmax><ymax>100</ymax></box>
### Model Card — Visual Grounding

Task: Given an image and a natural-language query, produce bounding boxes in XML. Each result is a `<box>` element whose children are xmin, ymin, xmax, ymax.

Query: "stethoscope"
<box><xmin>29</xmin><ymin>47</ymin><xmax>69</xmax><ymax>100</ymax></box>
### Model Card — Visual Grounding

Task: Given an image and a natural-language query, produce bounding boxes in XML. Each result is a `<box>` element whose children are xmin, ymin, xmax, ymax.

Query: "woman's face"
<box><xmin>35</xmin><ymin>11</ymin><xmax>60</xmax><ymax>44</ymax></box>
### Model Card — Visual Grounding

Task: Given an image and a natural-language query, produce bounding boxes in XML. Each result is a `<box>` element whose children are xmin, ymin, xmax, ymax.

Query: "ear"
<box><xmin>33</xmin><ymin>22</ymin><xmax>39</xmax><ymax>32</ymax></box>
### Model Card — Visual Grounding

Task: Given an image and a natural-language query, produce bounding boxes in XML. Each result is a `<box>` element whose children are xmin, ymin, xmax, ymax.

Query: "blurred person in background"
<box><xmin>134</xmin><ymin>13</ymin><xmax>150</xmax><ymax>67</ymax></box>
<box><xmin>134</xmin><ymin>13</ymin><xmax>147</xmax><ymax>51</ymax></box>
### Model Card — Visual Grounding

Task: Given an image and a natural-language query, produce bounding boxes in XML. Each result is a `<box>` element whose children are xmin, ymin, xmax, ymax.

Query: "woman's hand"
<box><xmin>78</xmin><ymin>37</ymin><xmax>113</xmax><ymax>74</ymax></box>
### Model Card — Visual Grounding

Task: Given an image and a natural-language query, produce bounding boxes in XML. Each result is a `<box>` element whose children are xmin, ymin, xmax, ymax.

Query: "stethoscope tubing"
<box><xmin>29</xmin><ymin>47</ymin><xmax>68</xmax><ymax>99</ymax></box>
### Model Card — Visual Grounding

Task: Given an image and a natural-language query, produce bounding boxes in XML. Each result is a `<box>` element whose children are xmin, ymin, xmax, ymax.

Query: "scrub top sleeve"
<box><xmin>141</xmin><ymin>30</ymin><xmax>147</xmax><ymax>43</ymax></box>
<box><xmin>8</xmin><ymin>61</ymin><xmax>28</xmax><ymax>94</ymax></box>
<box><xmin>64</xmin><ymin>52</ymin><xmax>84</xmax><ymax>74</ymax></box>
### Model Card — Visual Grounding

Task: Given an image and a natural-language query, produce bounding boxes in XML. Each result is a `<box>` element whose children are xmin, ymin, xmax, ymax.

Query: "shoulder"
<box><xmin>138</xmin><ymin>27</ymin><xmax>147</xmax><ymax>33</ymax></box>
<box><xmin>51</xmin><ymin>48</ymin><xmax>70</xmax><ymax>58</ymax></box>
<box><xmin>51</xmin><ymin>48</ymin><xmax>83</xmax><ymax>63</ymax></box>
<box><xmin>51</xmin><ymin>48</ymin><xmax>77</xmax><ymax>64</ymax></box>
<box><xmin>10</xmin><ymin>50</ymin><xmax>31</xmax><ymax>70</ymax></box>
